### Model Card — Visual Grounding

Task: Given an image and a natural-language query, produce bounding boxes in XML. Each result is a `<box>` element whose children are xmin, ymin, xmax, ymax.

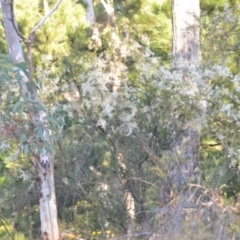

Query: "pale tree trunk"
<box><xmin>99</xmin><ymin>1</ymin><xmax>136</xmax><ymax>235</ymax></box>
<box><xmin>171</xmin><ymin>0</ymin><xmax>200</xmax><ymax>186</ymax></box>
<box><xmin>118</xmin><ymin>162</ymin><xmax>135</xmax><ymax>240</ymax></box>
<box><xmin>172</xmin><ymin>0</ymin><xmax>200</xmax><ymax>65</ymax></box>
<box><xmin>106</xmin><ymin>2</ymin><xmax>136</xmax><ymax>227</ymax></box>
<box><xmin>115</xmin><ymin>141</ymin><xmax>135</xmax><ymax>240</ymax></box>
<box><xmin>99</xmin><ymin>6</ymin><xmax>134</xmax><ymax>232</ymax></box>
<box><xmin>1</xmin><ymin>1</ymin><xmax>61</xmax><ymax>239</ymax></box>
<box><xmin>100</xmin><ymin>0</ymin><xmax>121</xmax><ymax>92</ymax></box>
<box><xmin>165</xmin><ymin>0</ymin><xmax>200</xmax><ymax>234</ymax></box>
<box><xmin>43</xmin><ymin>0</ymin><xmax>49</xmax><ymax>14</ymax></box>
<box><xmin>84</xmin><ymin>0</ymin><xmax>95</xmax><ymax>26</ymax></box>
<box><xmin>124</xmin><ymin>191</ymin><xmax>135</xmax><ymax>240</ymax></box>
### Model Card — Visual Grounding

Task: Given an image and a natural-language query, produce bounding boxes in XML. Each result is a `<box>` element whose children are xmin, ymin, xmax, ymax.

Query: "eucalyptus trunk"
<box><xmin>172</xmin><ymin>0</ymin><xmax>200</xmax><ymax>65</ymax></box>
<box><xmin>171</xmin><ymin>0</ymin><xmax>200</xmax><ymax>184</ymax></box>
<box><xmin>100</xmin><ymin>1</ymin><xmax>135</xmax><ymax>235</ymax></box>
<box><xmin>1</xmin><ymin>1</ymin><xmax>60</xmax><ymax>239</ymax></box>
<box><xmin>43</xmin><ymin>0</ymin><xmax>49</xmax><ymax>14</ymax></box>
<box><xmin>167</xmin><ymin>0</ymin><xmax>200</xmax><ymax>233</ymax></box>
<box><xmin>84</xmin><ymin>0</ymin><xmax>95</xmax><ymax>26</ymax></box>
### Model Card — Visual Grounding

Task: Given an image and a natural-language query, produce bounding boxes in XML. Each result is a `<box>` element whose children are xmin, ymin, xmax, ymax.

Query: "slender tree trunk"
<box><xmin>114</xmin><ymin>140</ymin><xmax>135</xmax><ymax>240</ymax></box>
<box><xmin>100</xmin><ymin>0</ymin><xmax>121</xmax><ymax>92</ymax></box>
<box><xmin>84</xmin><ymin>0</ymin><xmax>95</xmax><ymax>26</ymax></box>
<box><xmin>43</xmin><ymin>0</ymin><xmax>49</xmax><ymax>15</ymax></box>
<box><xmin>102</xmin><ymin>0</ymin><xmax>137</xmax><ymax>228</ymax></box>
<box><xmin>163</xmin><ymin>0</ymin><xmax>200</xmax><ymax>234</ymax></box>
<box><xmin>172</xmin><ymin>0</ymin><xmax>200</xmax><ymax>65</ymax></box>
<box><xmin>171</xmin><ymin>0</ymin><xmax>200</xmax><ymax>185</ymax></box>
<box><xmin>124</xmin><ymin>191</ymin><xmax>135</xmax><ymax>240</ymax></box>
<box><xmin>1</xmin><ymin>1</ymin><xmax>60</xmax><ymax>239</ymax></box>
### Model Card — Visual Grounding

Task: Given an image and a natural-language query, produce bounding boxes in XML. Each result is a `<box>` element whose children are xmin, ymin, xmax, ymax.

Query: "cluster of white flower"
<box><xmin>56</xmin><ymin>30</ymin><xmax>240</xmax><ymax>168</ymax></box>
<box><xmin>0</xmin><ymin>140</ymin><xmax>11</xmax><ymax>152</ymax></box>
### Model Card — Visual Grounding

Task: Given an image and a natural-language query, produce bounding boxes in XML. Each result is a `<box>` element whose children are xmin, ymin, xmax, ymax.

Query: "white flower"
<box><xmin>221</xmin><ymin>103</ymin><xmax>233</xmax><ymax>114</ymax></box>
<box><xmin>97</xmin><ymin>118</ymin><xmax>107</xmax><ymax>131</ymax></box>
<box><xmin>19</xmin><ymin>170</ymin><xmax>30</xmax><ymax>181</ymax></box>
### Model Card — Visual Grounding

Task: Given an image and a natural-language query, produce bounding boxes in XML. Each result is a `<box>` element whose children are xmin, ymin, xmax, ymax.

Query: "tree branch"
<box><xmin>99</xmin><ymin>0</ymin><xmax>109</xmax><ymax>13</ymax></box>
<box><xmin>9</xmin><ymin>0</ymin><xmax>26</xmax><ymax>41</ymax></box>
<box><xmin>30</xmin><ymin>0</ymin><xmax>64</xmax><ymax>36</ymax></box>
<box><xmin>9</xmin><ymin>0</ymin><xmax>64</xmax><ymax>43</ymax></box>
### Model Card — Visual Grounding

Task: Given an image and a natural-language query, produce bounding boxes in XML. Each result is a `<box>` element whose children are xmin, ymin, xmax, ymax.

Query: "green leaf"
<box><xmin>15</xmin><ymin>62</ymin><xmax>29</xmax><ymax>78</ymax></box>
<box><xmin>18</xmin><ymin>104</ymin><xmax>24</xmax><ymax>118</ymax></box>
<box><xmin>15</xmin><ymin>71</ymin><xmax>22</xmax><ymax>83</ymax></box>
<box><xmin>45</xmin><ymin>141</ymin><xmax>54</xmax><ymax>153</ymax></box>
<box><xmin>19</xmin><ymin>134</ymin><xmax>27</xmax><ymax>146</ymax></box>
<box><xmin>36</xmin><ymin>104</ymin><xmax>47</xmax><ymax>112</ymax></box>
<box><xmin>23</xmin><ymin>144</ymin><xmax>29</xmax><ymax>155</ymax></box>
<box><xmin>37</xmin><ymin>78</ymin><xmax>43</xmax><ymax>90</ymax></box>
<box><xmin>12</xmin><ymin>101</ymin><xmax>21</xmax><ymax>113</ymax></box>
<box><xmin>38</xmin><ymin>128</ymin><xmax>44</xmax><ymax>141</ymax></box>
<box><xmin>33</xmin><ymin>125</ymin><xmax>41</xmax><ymax>134</ymax></box>
<box><xmin>44</xmin><ymin>115</ymin><xmax>57</xmax><ymax>125</ymax></box>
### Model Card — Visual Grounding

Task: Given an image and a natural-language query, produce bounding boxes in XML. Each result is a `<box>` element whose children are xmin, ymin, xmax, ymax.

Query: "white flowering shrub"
<box><xmin>2</xmin><ymin>4</ymin><xmax>240</xmax><ymax>239</ymax></box>
<box><xmin>53</xmin><ymin>29</ymin><xmax>240</xmax><ymax>237</ymax></box>
<box><xmin>201</xmin><ymin>5</ymin><xmax>240</xmax><ymax>73</ymax></box>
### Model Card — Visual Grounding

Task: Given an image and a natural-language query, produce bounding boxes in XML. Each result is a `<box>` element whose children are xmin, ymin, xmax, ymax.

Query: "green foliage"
<box><xmin>2</xmin><ymin>1</ymin><xmax>240</xmax><ymax>239</ymax></box>
<box><xmin>201</xmin><ymin>5</ymin><xmax>240</xmax><ymax>73</ymax></box>
<box><xmin>7</xmin><ymin>0</ymin><xmax>86</xmax><ymax>70</ymax></box>
<box><xmin>55</xmin><ymin>27</ymin><xmax>240</xmax><ymax>236</ymax></box>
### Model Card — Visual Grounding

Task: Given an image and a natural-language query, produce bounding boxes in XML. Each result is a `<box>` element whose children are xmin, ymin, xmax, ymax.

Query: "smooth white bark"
<box><xmin>1</xmin><ymin>1</ymin><xmax>60</xmax><ymax>239</ymax></box>
<box><xmin>43</xmin><ymin>0</ymin><xmax>49</xmax><ymax>14</ymax></box>
<box><xmin>84</xmin><ymin>0</ymin><xmax>95</xmax><ymax>26</ymax></box>
<box><xmin>171</xmin><ymin>0</ymin><xmax>200</xmax><ymax>186</ymax></box>
<box><xmin>168</xmin><ymin>0</ymin><xmax>201</xmax><ymax>233</ymax></box>
<box><xmin>172</xmin><ymin>0</ymin><xmax>200</xmax><ymax>64</ymax></box>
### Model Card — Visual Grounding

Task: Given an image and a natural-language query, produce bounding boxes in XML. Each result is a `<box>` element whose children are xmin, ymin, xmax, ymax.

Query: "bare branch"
<box><xmin>135</xmin><ymin>134</ymin><xmax>159</xmax><ymax>164</ymax></box>
<box><xmin>99</xmin><ymin>0</ymin><xmax>114</xmax><ymax>18</ymax></box>
<box><xmin>8</xmin><ymin>0</ymin><xmax>64</xmax><ymax>44</ymax></box>
<box><xmin>9</xmin><ymin>0</ymin><xmax>26</xmax><ymax>41</ymax></box>
<box><xmin>30</xmin><ymin>0</ymin><xmax>64</xmax><ymax>36</ymax></box>
<box><xmin>99</xmin><ymin>0</ymin><xmax>108</xmax><ymax>13</ymax></box>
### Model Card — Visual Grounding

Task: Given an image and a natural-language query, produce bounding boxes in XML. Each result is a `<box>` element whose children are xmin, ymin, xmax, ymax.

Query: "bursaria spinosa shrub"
<box><xmin>57</xmin><ymin>45</ymin><xmax>240</xmax><ymax>236</ymax></box>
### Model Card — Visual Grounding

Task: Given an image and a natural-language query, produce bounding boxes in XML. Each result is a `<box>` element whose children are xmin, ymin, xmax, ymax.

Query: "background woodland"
<box><xmin>1</xmin><ymin>0</ymin><xmax>240</xmax><ymax>239</ymax></box>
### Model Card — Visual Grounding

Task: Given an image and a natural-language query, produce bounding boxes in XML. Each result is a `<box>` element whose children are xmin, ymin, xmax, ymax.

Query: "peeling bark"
<box><xmin>34</xmin><ymin>154</ymin><xmax>59</xmax><ymax>240</ymax></box>
<box><xmin>158</xmin><ymin>0</ymin><xmax>201</xmax><ymax>234</ymax></box>
<box><xmin>171</xmin><ymin>0</ymin><xmax>200</xmax><ymax>186</ymax></box>
<box><xmin>1</xmin><ymin>0</ymin><xmax>60</xmax><ymax>239</ymax></box>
